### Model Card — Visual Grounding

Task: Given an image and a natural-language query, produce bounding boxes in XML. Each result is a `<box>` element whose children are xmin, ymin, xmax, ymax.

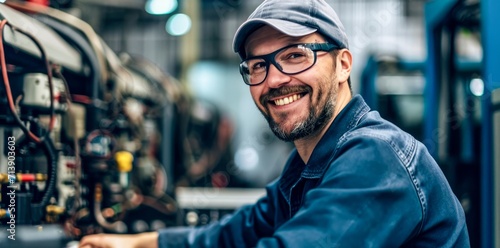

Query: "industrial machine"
<box><xmin>361</xmin><ymin>0</ymin><xmax>500</xmax><ymax>246</ymax></box>
<box><xmin>0</xmin><ymin>2</ymin><xmax>185</xmax><ymax>246</ymax></box>
<box><xmin>0</xmin><ymin>2</ymin><xmax>265</xmax><ymax>247</ymax></box>
<box><xmin>424</xmin><ymin>0</ymin><xmax>499</xmax><ymax>247</ymax></box>
<box><xmin>360</xmin><ymin>54</ymin><xmax>425</xmax><ymax>140</ymax></box>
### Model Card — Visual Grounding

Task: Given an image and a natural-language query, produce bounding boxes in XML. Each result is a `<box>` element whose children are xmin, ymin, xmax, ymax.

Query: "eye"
<box><xmin>278</xmin><ymin>47</ymin><xmax>309</xmax><ymax>63</ymax></box>
<box><xmin>286</xmin><ymin>52</ymin><xmax>305</xmax><ymax>59</ymax></box>
<box><xmin>250</xmin><ymin>61</ymin><xmax>267</xmax><ymax>72</ymax></box>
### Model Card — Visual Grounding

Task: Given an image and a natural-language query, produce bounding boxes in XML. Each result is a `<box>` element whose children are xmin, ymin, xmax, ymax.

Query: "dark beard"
<box><xmin>266</xmin><ymin>97</ymin><xmax>334</xmax><ymax>142</ymax></box>
<box><xmin>257</xmin><ymin>74</ymin><xmax>338</xmax><ymax>142</ymax></box>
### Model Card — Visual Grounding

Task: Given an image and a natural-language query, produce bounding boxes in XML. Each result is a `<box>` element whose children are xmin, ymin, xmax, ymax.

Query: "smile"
<box><xmin>273</xmin><ymin>94</ymin><xmax>302</xmax><ymax>106</ymax></box>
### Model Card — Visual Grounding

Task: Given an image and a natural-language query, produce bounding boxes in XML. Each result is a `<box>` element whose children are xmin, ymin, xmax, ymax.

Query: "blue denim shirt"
<box><xmin>158</xmin><ymin>95</ymin><xmax>470</xmax><ymax>247</ymax></box>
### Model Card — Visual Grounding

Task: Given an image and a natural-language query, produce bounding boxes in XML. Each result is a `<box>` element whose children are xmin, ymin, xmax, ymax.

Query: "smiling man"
<box><xmin>241</xmin><ymin>25</ymin><xmax>351</xmax><ymax>164</ymax></box>
<box><xmin>80</xmin><ymin>0</ymin><xmax>470</xmax><ymax>247</ymax></box>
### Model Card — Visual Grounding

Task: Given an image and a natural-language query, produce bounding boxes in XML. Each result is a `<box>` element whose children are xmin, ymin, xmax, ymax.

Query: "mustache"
<box><xmin>260</xmin><ymin>85</ymin><xmax>311</xmax><ymax>105</ymax></box>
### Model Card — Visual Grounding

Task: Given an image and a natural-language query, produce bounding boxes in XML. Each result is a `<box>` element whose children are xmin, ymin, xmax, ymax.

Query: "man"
<box><xmin>80</xmin><ymin>0</ymin><xmax>470</xmax><ymax>247</ymax></box>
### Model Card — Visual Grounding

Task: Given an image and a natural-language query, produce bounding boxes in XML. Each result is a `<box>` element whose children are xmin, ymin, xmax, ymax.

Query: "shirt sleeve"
<box><xmin>157</xmin><ymin>180</ymin><xmax>279</xmax><ymax>248</ymax></box>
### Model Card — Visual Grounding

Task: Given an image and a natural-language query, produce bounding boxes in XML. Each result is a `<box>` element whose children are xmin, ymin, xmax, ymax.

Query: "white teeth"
<box><xmin>274</xmin><ymin>94</ymin><xmax>301</xmax><ymax>106</ymax></box>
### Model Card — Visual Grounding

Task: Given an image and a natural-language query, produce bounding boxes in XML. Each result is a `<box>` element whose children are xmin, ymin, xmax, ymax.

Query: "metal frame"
<box><xmin>493</xmin><ymin>89</ymin><xmax>500</xmax><ymax>248</ymax></box>
<box><xmin>360</xmin><ymin>55</ymin><xmax>425</xmax><ymax>110</ymax></box>
<box><xmin>360</xmin><ymin>55</ymin><xmax>379</xmax><ymax>110</ymax></box>
<box><xmin>481</xmin><ymin>0</ymin><xmax>500</xmax><ymax>247</ymax></box>
<box><xmin>425</xmin><ymin>0</ymin><xmax>500</xmax><ymax>247</ymax></box>
<box><xmin>424</xmin><ymin>0</ymin><xmax>457</xmax><ymax>159</ymax></box>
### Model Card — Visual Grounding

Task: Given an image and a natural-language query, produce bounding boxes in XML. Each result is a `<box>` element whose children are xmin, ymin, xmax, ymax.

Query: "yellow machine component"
<box><xmin>115</xmin><ymin>151</ymin><xmax>134</xmax><ymax>173</ymax></box>
<box><xmin>46</xmin><ymin>205</ymin><xmax>65</xmax><ymax>223</ymax></box>
<box><xmin>0</xmin><ymin>209</ymin><xmax>6</xmax><ymax>218</ymax></box>
<box><xmin>0</xmin><ymin>174</ymin><xmax>8</xmax><ymax>183</ymax></box>
<box><xmin>46</xmin><ymin>205</ymin><xmax>65</xmax><ymax>215</ymax></box>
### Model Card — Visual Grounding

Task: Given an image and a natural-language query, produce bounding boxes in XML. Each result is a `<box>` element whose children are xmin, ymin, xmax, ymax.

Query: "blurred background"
<box><xmin>0</xmin><ymin>0</ymin><xmax>498</xmax><ymax>247</ymax></box>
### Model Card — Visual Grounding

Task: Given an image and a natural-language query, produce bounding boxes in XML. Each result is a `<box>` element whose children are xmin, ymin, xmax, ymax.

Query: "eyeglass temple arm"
<box><xmin>310</xmin><ymin>43</ymin><xmax>341</xmax><ymax>51</ymax></box>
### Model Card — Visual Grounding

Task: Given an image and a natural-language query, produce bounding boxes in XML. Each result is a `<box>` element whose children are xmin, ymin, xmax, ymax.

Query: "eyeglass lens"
<box><xmin>241</xmin><ymin>45</ymin><xmax>316</xmax><ymax>85</ymax></box>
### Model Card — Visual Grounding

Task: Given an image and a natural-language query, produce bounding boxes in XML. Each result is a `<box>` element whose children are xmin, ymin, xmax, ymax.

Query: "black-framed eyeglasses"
<box><xmin>239</xmin><ymin>43</ymin><xmax>340</xmax><ymax>86</ymax></box>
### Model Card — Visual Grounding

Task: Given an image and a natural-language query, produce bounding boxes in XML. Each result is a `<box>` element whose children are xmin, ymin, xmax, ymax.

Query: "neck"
<box><xmin>294</xmin><ymin>89</ymin><xmax>352</xmax><ymax>164</ymax></box>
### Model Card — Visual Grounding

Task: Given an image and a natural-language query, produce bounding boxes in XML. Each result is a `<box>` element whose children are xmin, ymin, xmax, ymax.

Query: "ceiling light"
<box><xmin>145</xmin><ymin>0</ymin><xmax>178</xmax><ymax>15</ymax></box>
<box><xmin>166</xmin><ymin>13</ymin><xmax>191</xmax><ymax>36</ymax></box>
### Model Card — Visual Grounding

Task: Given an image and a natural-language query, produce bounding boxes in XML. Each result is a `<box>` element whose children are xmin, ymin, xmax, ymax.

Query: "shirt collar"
<box><xmin>278</xmin><ymin>95</ymin><xmax>370</xmax><ymax>203</ymax></box>
<box><xmin>302</xmin><ymin>95</ymin><xmax>370</xmax><ymax>177</ymax></box>
<box><xmin>279</xmin><ymin>95</ymin><xmax>370</xmax><ymax>180</ymax></box>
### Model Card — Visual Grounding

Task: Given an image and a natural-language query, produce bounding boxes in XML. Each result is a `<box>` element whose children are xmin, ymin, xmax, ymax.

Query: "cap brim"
<box><xmin>233</xmin><ymin>18</ymin><xmax>317</xmax><ymax>56</ymax></box>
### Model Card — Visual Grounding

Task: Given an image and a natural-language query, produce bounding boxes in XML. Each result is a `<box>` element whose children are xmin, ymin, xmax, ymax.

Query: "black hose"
<box><xmin>14</xmin><ymin>132</ymin><xmax>58</xmax><ymax>223</ymax></box>
<box><xmin>35</xmin><ymin>137</ymin><xmax>58</xmax><ymax>207</ymax></box>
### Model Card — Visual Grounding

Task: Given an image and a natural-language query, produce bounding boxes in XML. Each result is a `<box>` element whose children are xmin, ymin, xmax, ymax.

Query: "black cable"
<box><xmin>30</xmin><ymin>135</ymin><xmax>58</xmax><ymax>222</ymax></box>
<box><xmin>0</xmin><ymin>19</ymin><xmax>55</xmax><ymax>144</ymax></box>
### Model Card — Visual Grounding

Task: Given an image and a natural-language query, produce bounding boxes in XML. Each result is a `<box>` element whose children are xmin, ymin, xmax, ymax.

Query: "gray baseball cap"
<box><xmin>233</xmin><ymin>0</ymin><xmax>349</xmax><ymax>59</ymax></box>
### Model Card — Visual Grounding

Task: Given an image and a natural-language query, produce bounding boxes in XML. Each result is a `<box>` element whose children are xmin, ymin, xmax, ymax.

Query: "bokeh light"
<box><xmin>145</xmin><ymin>0</ymin><xmax>178</xmax><ymax>15</ymax></box>
<box><xmin>166</xmin><ymin>13</ymin><xmax>192</xmax><ymax>36</ymax></box>
<box><xmin>470</xmin><ymin>78</ymin><xmax>484</xmax><ymax>97</ymax></box>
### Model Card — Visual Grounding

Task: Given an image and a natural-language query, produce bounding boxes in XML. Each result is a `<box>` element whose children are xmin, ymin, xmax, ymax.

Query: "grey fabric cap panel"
<box><xmin>233</xmin><ymin>0</ymin><xmax>349</xmax><ymax>59</ymax></box>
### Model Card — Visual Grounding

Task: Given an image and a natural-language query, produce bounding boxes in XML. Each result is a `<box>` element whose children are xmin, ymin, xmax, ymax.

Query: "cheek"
<box><xmin>304</xmin><ymin>73</ymin><xmax>335</xmax><ymax>105</ymax></box>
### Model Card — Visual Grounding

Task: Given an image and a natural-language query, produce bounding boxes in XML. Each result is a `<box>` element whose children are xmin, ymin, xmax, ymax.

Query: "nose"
<box><xmin>264</xmin><ymin>63</ymin><xmax>291</xmax><ymax>88</ymax></box>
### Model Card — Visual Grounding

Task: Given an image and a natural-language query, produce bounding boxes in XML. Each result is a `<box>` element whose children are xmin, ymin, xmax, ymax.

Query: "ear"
<box><xmin>336</xmin><ymin>49</ymin><xmax>352</xmax><ymax>83</ymax></box>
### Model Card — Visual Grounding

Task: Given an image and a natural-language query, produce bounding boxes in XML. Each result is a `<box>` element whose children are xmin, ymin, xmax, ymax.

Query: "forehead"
<box><xmin>244</xmin><ymin>26</ymin><xmax>325</xmax><ymax>57</ymax></box>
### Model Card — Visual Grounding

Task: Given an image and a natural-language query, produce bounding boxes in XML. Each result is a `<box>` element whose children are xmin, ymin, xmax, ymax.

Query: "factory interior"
<box><xmin>0</xmin><ymin>0</ymin><xmax>498</xmax><ymax>247</ymax></box>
